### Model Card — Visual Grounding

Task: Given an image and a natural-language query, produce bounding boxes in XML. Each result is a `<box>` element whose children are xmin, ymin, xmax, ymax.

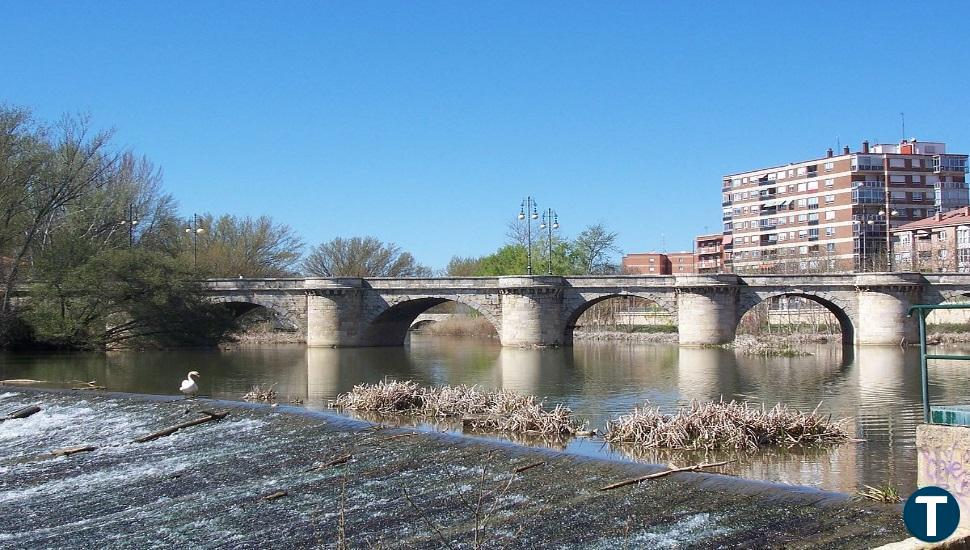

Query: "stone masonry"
<box><xmin>201</xmin><ymin>273</ymin><xmax>970</xmax><ymax>348</ymax></box>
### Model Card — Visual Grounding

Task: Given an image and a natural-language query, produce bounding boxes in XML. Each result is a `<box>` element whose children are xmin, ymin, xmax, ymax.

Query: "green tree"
<box><xmin>26</xmin><ymin>248</ymin><xmax>238</xmax><ymax>349</ymax></box>
<box><xmin>572</xmin><ymin>223</ymin><xmax>620</xmax><ymax>274</ymax></box>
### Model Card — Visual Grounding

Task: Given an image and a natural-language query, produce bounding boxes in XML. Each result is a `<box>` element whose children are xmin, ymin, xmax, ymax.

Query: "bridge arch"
<box><xmin>561</xmin><ymin>291</ymin><xmax>678</xmax><ymax>345</ymax></box>
<box><xmin>209</xmin><ymin>296</ymin><xmax>301</xmax><ymax>333</ymax></box>
<box><xmin>736</xmin><ymin>290</ymin><xmax>854</xmax><ymax>345</ymax></box>
<box><xmin>359</xmin><ymin>296</ymin><xmax>501</xmax><ymax>346</ymax></box>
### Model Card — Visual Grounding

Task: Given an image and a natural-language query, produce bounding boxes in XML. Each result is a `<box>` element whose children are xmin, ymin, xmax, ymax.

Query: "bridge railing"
<box><xmin>909</xmin><ymin>303</ymin><xmax>970</xmax><ymax>424</ymax></box>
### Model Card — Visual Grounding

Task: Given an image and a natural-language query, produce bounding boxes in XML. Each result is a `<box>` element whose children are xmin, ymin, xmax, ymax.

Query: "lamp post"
<box><xmin>854</xmin><ymin>219</ymin><xmax>868</xmax><ymax>272</ymax></box>
<box><xmin>539</xmin><ymin>208</ymin><xmax>559</xmax><ymax>275</ymax></box>
<box><xmin>878</xmin><ymin>208</ymin><xmax>899</xmax><ymax>271</ymax></box>
<box><xmin>118</xmin><ymin>204</ymin><xmax>138</xmax><ymax>248</ymax></box>
<box><xmin>518</xmin><ymin>197</ymin><xmax>539</xmax><ymax>275</ymax></box>
<box><xmin>185</xmin><ymin>213</ymin><xmax>205</xmax><ymax>270</ymax></box>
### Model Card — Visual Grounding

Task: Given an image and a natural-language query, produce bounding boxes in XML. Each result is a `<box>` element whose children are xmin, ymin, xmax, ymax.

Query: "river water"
<box><xmin>2</xmin><ymin>336</ymin><xmax>968</xmax><ymax>497</ymax></box>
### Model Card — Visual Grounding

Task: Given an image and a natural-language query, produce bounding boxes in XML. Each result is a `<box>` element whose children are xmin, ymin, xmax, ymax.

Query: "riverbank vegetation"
<box><xmin>0</xmin><ymin>106</ymin><xmax>303</xmax><ymax>350</ymax></box>
<box><xmin>419</xmin><ymin>315</ymin><xmax>498</xmax><ymax>338</ymax></box>
<box><xmin>604</xmin><ymin>400</ymin><xmax>849</xmax><ymax>451</ymax></box>
<box><xmin>330</xmin><ymin>380</ymin><xmax>579</xmax><ymax>435</ymax></box>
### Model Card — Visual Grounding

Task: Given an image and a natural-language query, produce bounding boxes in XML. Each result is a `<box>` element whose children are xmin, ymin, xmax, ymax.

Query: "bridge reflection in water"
<box><xmin>3</xmin><ymin>338</ymin><xmax>970</xmax><ymax>496</ymax></box>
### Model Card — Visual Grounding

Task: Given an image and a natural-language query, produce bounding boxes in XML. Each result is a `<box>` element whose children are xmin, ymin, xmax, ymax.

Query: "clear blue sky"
<box><xmin>3</xmin><ymin>2</ymin><xmax>969</xmax><ymax>270</ymax></box>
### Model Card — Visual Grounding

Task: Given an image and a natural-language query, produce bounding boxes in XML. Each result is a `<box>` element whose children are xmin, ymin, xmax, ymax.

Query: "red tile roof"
<box><xmin>894</xmin><ymin>207</ymin><xmax>970</xmax><ymax>231</ymax></box>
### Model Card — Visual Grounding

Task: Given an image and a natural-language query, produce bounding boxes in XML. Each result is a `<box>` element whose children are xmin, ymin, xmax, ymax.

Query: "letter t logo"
<box><xmin>916</xmin><ymin>495</ymin><xmax>950</xmax><ymax>537</ymax></box>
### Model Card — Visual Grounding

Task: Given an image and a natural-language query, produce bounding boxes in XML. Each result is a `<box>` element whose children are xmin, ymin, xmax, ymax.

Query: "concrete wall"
<box><xmin>917</xmin><ymin>424</ymin><xmax>970</xmax><ymax>531</ymax></box>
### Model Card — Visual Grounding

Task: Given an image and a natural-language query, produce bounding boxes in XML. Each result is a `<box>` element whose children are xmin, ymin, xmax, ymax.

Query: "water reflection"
<box><xmin>3</xmin><ymin>337</ymin><xmax>970</xmax><ymax>496</ymax></box>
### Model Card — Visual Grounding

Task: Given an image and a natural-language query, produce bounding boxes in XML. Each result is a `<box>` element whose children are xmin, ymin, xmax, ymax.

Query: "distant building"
<box><xmin>621</xmin><ymin>252</ymin><xmax>669</xmax><ymax>274</ymax></box>
<box><xmin>668</xmin><ymin>252</ymin><xmax>695</xmax><ymax>274</ymax></box>
<box><xmin>724</xmin><ymin>139</ymin><xmax>968</xmax><ymax>273</ymax></box>
<box><xmin>892</xmin><ymin>206</ymin><xmax>970</xmax><ymax>272</ymax></box>
<box><xmin>621</xmin><ymin>252</ymin><xmax>694</xmax><ymax>274</ymax></box>
<box><xmin>694</xmin><ymin>233</ymin><xmax>726</xmax><ymax>273</ymax></box>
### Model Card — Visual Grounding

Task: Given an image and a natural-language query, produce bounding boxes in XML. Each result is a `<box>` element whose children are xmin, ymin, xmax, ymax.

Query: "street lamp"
<box><xmin>118</xmin><ymin>204</ymin><xmax>138</xmax><ymax>248</ymax></box>
<box><xmin>518</xmin><ymin>197</ymin><xmax>539</xmax><ymax>275</ymax></box>
<box><xmin>184</xmin><ymin>213</ymin><xmax>205</xmax><ymax>270</ymax></box>
<box><xmin>539</xmin><ymin>208</ymin><xmax>559</xmax><ymax>275</ymax></box>
<box><xmin>878</xmin><ymin>209</ymin><xmax>899</xmax><ymax>271</ymax></box>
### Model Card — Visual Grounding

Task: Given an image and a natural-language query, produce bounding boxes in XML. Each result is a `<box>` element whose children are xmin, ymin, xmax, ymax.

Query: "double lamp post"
<box><xmin>518</xmin><ymin>197</ymin><xmax>559</xmax><ymax>275</ymax></box>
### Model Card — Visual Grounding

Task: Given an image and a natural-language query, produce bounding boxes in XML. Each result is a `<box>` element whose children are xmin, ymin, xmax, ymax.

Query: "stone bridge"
<box><xmin>202</xmin><ymin>273</ymin><xmax>970</xmax><ymax>347</ymax></box>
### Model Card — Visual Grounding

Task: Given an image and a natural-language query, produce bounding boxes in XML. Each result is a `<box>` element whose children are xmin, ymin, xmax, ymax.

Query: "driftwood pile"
<box><xmin>331</xmin><ymin>380</ymin><xmax>579</xmax><ymax>435</ymax></box>
<box><xmin>605</xmin><ymin>400</ymin><xmax>849</xmax><ymax>451</ymax></box>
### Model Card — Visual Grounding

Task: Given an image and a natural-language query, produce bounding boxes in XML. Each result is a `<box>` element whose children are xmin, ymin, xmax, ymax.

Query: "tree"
<box><xmin>572</xmin><ymin>223</ymin><xmax>620</xmax><ymax>274</ymax></box>
<box><xmin>189</xmin><ymin>214</ymin><xmax>304</xmax><ymax>277</ymax></box>
<box><xmin>303</xmin><ymin>236</ymin><xmax>431</xmax><ymax>277</ymax></box>
<box><xmin>26</xmin><ymin>248</ymin><xmax>238</xmax><ymax>349</ymax></box>
<box><xmin>446</xmin><ymin>256</ymin><xmax>483</xmax><ymax>276</ymax></box>
<box><xmin>0</xmin><ymin>109</ymin><xmax>117</xmax><ymax>313</ymax></box>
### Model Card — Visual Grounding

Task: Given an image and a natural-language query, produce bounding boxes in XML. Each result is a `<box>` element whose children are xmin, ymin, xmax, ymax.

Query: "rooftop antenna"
<box><xmin>836</xmin><ymin>137</ymin><xmax>840</xmax><ymax>152</ymax></box>
<box><xmin>900</xmin><ymin>112</ymin><xmax>906</xmax><ymax>140</ymax></box>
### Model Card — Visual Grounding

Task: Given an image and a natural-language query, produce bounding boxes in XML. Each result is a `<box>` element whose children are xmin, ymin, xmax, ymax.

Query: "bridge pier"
<box><xmin>676</xmin><ymin>276</ymin><xmax>739</xmax><ymax>346</ymax></box>
<box><xmin>854</xmin><ymin>274</ymin><xmax>922</xmax><ymax>345</ymax></box>
<box><xmin>305</xmin><ymin>279</ymin><xmax>366</xmax><ymax>347</ymax></box>
<box><xmin>499</xmin><ymin>277</ymin><xmax>565</xmax><ymax>347</ymax></box>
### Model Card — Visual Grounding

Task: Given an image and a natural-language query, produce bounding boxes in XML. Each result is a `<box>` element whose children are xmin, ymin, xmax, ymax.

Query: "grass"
<box><xmin>243</xmin><ymin>383</ymin><xmax>278</xmax><ymax>402</ymax></box>
<box><xmin>604</xmin><ymin>400</ymin><xmax>849</xmax><ymax>451</ymax></box>
<box><xmin>854</xmin><ymin>484</ymin><xmax>901</xmax><ymax>503</ymax></box>
<box><xmin>330</xmin><ymin>380</ymin><xmax>578</xmax><ymax>435</ymax></box>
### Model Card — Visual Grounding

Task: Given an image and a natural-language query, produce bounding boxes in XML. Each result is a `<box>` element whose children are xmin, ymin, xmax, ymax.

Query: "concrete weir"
<box><xmin>202</xmin><ymin>272</ymin><xmax>970</xmax><ymax>347</ymax></box>
<box><xmin>0</xmin><ymin>391</ymin><xmax>910</xmax><ymax>548</ymax></box>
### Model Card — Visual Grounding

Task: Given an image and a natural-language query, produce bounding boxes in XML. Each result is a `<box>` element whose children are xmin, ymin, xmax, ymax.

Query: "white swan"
<box><xmin>180</xmin><ymin>371</ymin><xmax>200</xmax><ymax>397</ymax></box>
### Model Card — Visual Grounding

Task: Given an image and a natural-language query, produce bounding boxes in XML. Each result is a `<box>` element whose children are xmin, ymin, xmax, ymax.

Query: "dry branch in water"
<box><xmin>48</xmin><ymin>445</ymin><xmax>96</xmax><ymax>458</ymax></box>
<box><xmin>134</xmin><ymin>410</ymin><xmax>229</xmax><ymax>443</ymax></box>
<box><xmin>1</xmin><ymin>404</ymin><xmax>41</xmax><ymax>421</ymax></box>
<box><xmin>330</xmin><ymin>380</ymin><xmax>579</xmax><ymax>435</ymax></box>
<box><xmin>261</xmin><ymin>490</ymin><xmax>288</xmax><ymax>501</ymax></box>
<box><xmin>599</xmin><ymin>460</ymin><xmax>733</xmax><ymax>491</ymax></box>
<box><xmin>605</xmin><ymin>400</ymin><xmax>848</xmax><ymax>451</ymax></box>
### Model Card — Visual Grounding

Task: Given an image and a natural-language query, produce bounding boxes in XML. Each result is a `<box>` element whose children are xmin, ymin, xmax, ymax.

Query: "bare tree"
<box><xmin>303</xmin><ymin>236</ymin><xmax>431</xmax><ymax>277</ymax></box>
<box><xmin>193</xmin><ymin>214</ymin><xmax>304</xmax><ymax>277</ymax></box>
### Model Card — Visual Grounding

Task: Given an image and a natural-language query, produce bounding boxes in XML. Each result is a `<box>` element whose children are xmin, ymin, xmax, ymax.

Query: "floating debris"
<box><xmin>243</xmin><ymin>384</ymin><xmax>278</xmax><ymax>403</ymax></box>
<box><xmin>605</xmin><ymin>400</ymin><xmax>848</xmax><ymax>451</ymax></box>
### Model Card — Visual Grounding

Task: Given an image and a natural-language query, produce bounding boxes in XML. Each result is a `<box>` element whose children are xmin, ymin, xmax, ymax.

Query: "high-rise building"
<box><xmin>723</xmin><ymin>139</ymin><xmax>968</xmax><ymax>273</ymax></box>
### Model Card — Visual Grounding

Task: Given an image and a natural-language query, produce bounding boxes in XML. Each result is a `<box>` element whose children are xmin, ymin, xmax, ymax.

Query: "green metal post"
<box><xmin>918</xmin><ymin>310</ymin><xmax>930</xmax><ymax>424</ymax></box>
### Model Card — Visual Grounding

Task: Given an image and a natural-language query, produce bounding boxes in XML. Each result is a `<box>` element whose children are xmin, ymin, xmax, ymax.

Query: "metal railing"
<box><xmin>908</xmin><ymin>303</ymin><xmax>970</xmax><ymax>423</ymax></box>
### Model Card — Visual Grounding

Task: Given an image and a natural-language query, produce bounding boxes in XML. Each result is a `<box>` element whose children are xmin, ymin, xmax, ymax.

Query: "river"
<box><xmin>2</xmin><ymin>335</ymin><xmax>967</xmax><ymax>497</ymax></box>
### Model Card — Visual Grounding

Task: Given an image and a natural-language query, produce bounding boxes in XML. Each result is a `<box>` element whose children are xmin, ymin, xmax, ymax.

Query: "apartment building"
<box><xmin>892</xmin><ymin>206</ymin><xmax>970</xmax><ymax>272</ymax></box>
<box><xmin>668</xmin><ymin>252</ymin><xmax>694</xmax><ymax>274</ymax></box>
<box><xmin>621</xmin><ymin>252</ymin><xmax>669</xmax><ymax>274</ymax></box>
<box><xmin>694</xmin><ymin>233</ymin><xmax>726</xmax><ymax>273</ymax></box>
<box><xmin>724</xmin><ymin>139</ymin><xmax>968</xmax><ymax>273</ymax></box>
<box><xmin>621</xmin><ymin>252</ymin><xmax>695</xmax><ymax>274</ymax></box>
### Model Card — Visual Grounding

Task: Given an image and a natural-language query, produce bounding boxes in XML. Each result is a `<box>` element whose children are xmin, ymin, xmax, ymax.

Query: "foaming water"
<box><xmin>2</xmin><ymin>337</ymin><xmax>967</xmax><ymax>496</ymax></box>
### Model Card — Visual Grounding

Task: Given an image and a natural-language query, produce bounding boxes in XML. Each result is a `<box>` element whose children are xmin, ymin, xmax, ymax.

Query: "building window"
<box><xmin>825</xmin><ymin>211</ymin><xmax>836</xmax><ymax>220</ymax></box>
<box><xmin>825</xmin><ymin>227</ymin><xmax>835</xmax><ymax>237</ymax></box>
<box><xmin>890</xmin><ymin>158</ymin><xmax>906</xmax><ymax>168</ymax></box>
<box><xmin>826</xmin><ymin>243</ymin><xmax>836</xmax><ymax>253</ymax></box>
<box><xmin>825</xmin><ymin>194</ymin><xmax>835</xmax><ymax>203</ymax></box>
<box><xmin>808</xmin><ymin>228</ymin><xmax>819</xmax><ymax>239</ymax></box>
<box><xmin>797</xmin><ymin>183</ymin><xmax>807</xmax><ymax>192</ymax></box>
<box><xmin>913</xmin><ymin>192</ymin><xmax>924</xmax><ymax>202</ymax></box>
<box><xmin>825</xmin><ymin>178</ymin><xmax>834</xmax><ymax>188</ymax></box>
<box><xmin>824</xmin><ymin>162</ymin><xmax>834</xmax><ymax>172</ymax></box>
<box><xmin>799</xmin><ymin>246</ymin><xmax>809</xmax><ymax>255</ymax></box>
<box><xmin>807</xmin><ymin>181</ymin><xmax>819</xmax><ymax>191</ymax></box>
<box><xmin>938</xmin><ymin>231</ymin><xmax>948</xmax><ymax>241</ymax></box>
